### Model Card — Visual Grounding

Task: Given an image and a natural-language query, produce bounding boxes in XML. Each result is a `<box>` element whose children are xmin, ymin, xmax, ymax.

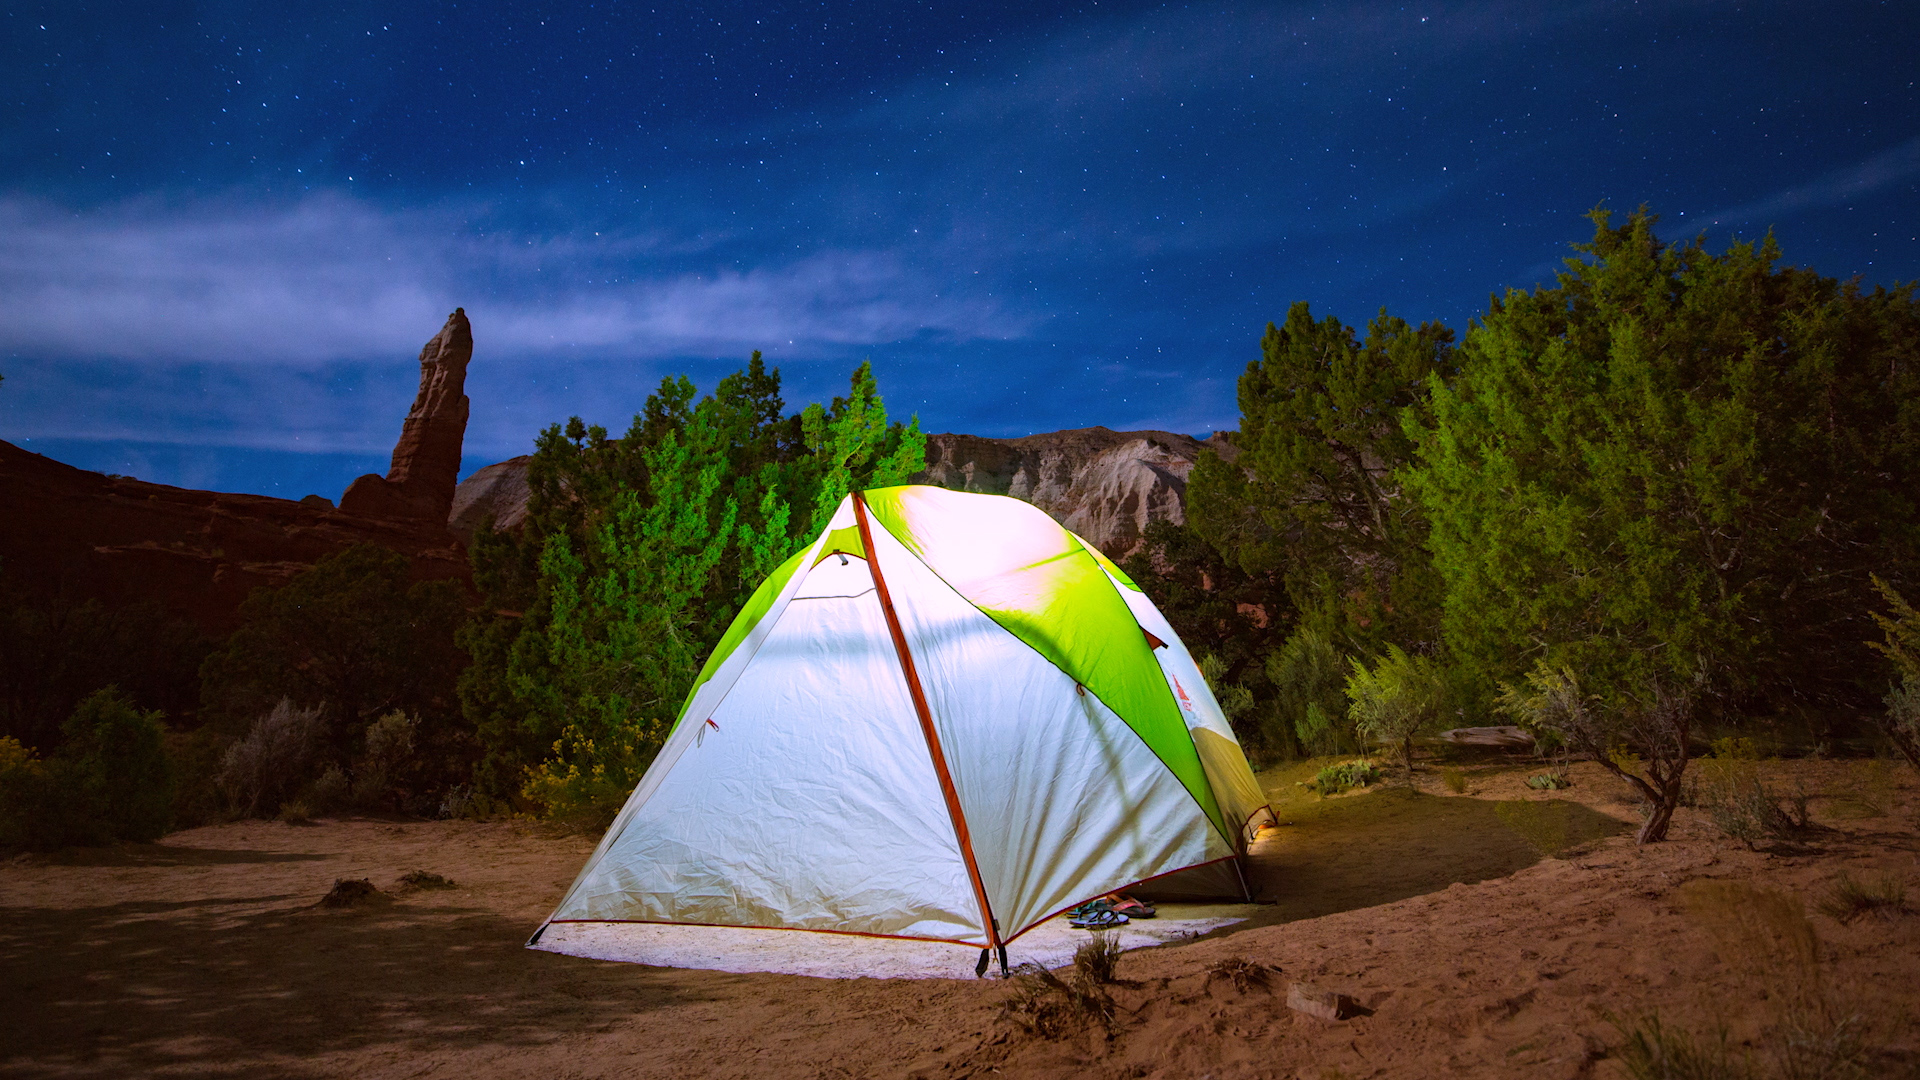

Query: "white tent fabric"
<box><xmin>543</xmin><ymin>491</ymin><xmax>1267</xmax><ymax>952</ymax></box>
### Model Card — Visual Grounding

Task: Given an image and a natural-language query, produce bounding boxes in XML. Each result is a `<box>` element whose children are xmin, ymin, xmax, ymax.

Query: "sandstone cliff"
<box><xmin>340</xmin><ymin>308</ymin><xmax>473</xmax><ymax>522</ymax></box>
<box><xmin>0</xmin><ymin>439</ymin><xmax>468</xmax><ymax>635</ymax></box>
<box><xmin>917</xmin><ymin>426</ymin><xmax>1236</xmax><ymax>557</ymax></box>
<box><xmin>447</xmin><ymin>425</ymin><xmax>1236</xmax><ymax>558</ymax></box>
<box><xmin>448</xmin><ymin>455</ymin><xmax>532</xmax><ymax>540</ymax></box>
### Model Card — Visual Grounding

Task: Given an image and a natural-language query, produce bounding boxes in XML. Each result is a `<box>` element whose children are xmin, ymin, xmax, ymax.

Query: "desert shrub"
<box><xmin>0</xmin><ymin>689</ymin><xmax>175</xmax><ymax>850</ymax></box>
<box><xmin>1269</xmin><ymin>625</ymin><xmax>1355</xmax><ymax>757</ymax></box>
<box><xmin>1526</xmin><ymin>771</ymin><xmax>1571</xmax><ymax>791</ymax></box>
<box><xmin>1495</xmin><ymin>799</ymin><xmax>1573</xmax><ymax>856</ymax></box>
<box><xmin>1345</xmin><ymin>644</ymin><xmax>1444</xmax><ymax>776</ymax></box>
<box><xmin>520</xmin><ymin>721</ymin><xmax>655</xmax><ymax>830</ymax></box>
<box><xmin>1498</xmin><ymin>663</ymin><xmax>1697</xmax><ymax>844</ymax></box>
<box><xmin>1706</xmin><ymin>775</ymin><xmax>1815</xmax><ymax>850</ymax></box>
<box><xmin>277</xmin><ymin>799</ymin><xmax>315</xmax><ymax>824</ymax></box>
<box><xmin>199</xmin><ymin>545</ymin><xmax>469</xmax><ymax>800</ymax></box>
<box><xmin>1197</xmin><ymin>653</ymin><xmax>1256</xmax><ymax>733</ymax></box>
<box><xmin>350</xmin><ymin>710</ymin><xmax>417</xmax><ymax>810</ymax></box>
<box><xmin>1313</xmin><ymin>760</ymin><xmax>1380</xmax><ymax>795</ymax></box>
<box><xmin>1814</xmin><ymin>873</ymin><xmax>1907</xmax><ymax>925</ymax></box>
<box><xmin>217</xmin><ymin>700</ymin><xmax>326</xmax><ymax>817</ymax></box>
<box><xmin>307</xmin><ymin>765</ymin><xmax>350</xmax><ymax>813</ymax></box>
<box><xmin>1440</xmin><ymin>766</ymin><xmax>1468</xmax><ymax>794</ymax></box>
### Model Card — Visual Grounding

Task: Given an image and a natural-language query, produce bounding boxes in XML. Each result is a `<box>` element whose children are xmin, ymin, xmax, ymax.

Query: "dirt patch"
<box><xmin>2</xmin><ymin>765</ymin><xmax>1917</xmax><ymax>1079</ymax></box>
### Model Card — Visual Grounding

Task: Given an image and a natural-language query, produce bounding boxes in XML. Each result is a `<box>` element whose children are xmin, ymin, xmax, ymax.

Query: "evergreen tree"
<box><xmin>1184</xmin><ymin>302</ymin><xmax>1454</xmax><ymax>754</ymax></box>
<box><xmin>1406</xmin><ymin>207</ymin><xmax>1920</xmax><ymax>733</ymax></box>
<box><xmin>460</xmin><ymin>355</ymin><xmax>924</xmax><ymax>819</ymax></box>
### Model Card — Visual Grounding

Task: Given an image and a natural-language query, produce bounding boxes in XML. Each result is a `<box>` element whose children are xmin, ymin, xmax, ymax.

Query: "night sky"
<box><xmin>3</xmin><ymin>2</ymin><xmax>1916</xmax><ymax>500</ymax></box>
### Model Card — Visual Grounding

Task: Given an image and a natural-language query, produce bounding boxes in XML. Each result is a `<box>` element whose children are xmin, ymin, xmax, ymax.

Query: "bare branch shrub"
<box><xmin>1498</xmin><ymin>664</ymin><xmax>1697</xmax><ymax>843</ymax></box>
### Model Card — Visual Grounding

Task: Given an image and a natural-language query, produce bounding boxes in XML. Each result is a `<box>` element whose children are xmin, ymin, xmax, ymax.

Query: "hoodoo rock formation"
<box><xmin>340</xmin><ymin>308</ymin><xmax>473</xmax><ymax>523</ymax></box>
<box><xmin>447</xmin><ymin>424</ymin><xmax>1237</xmax><ymax>559</ymax></box>
<box><xmin>0</xmin><ymin>310</ymin><xmax>478</xmax><ymax>634</ymax></box>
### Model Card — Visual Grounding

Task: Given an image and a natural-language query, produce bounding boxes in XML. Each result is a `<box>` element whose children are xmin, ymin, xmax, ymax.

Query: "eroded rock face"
<box><xmin>341</xmin><ymin>308</ymin><xmax>473</xmax><ymax>522</ymax></box>
<box><xmin>0</xmin><ymin>440</ymin><xmax>468</xmax><ymax>635</ymax></box>
<box><xmin>447</xmin><ymin>455</ymin><xmax>531</xmax><ymax>541</ymax></box>
<box><xmin>918</xmin><ymin>426</ymin><xmax>1238</xmax><ymax>558</ymax></box>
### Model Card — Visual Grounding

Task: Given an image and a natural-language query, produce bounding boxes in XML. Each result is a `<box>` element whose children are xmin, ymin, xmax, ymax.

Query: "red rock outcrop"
<box><xmin>340</xmin><ymin>308</ymin><xmax>473</xmax><ymax>522</ymax></box>
<box><xmin>0</xmin><ymin>439</ymin><xmax>468</xmax><ymax>635</ymax></box>
<box><xmin>447</xmin><ymin>424</ymin><xmax>1237</xmax><ymax>559</ymax></box>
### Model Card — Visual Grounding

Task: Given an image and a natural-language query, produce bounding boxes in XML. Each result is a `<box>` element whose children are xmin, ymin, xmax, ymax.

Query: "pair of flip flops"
<box><xmin>1067</xmin><ymin>893</ymin><xmax>1156</xmax><ymax>929</ymax></box>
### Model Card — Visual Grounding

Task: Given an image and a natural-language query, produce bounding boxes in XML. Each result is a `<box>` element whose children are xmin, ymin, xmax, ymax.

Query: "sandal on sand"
<box><xmin>1070</xmin><ymin>907</ymin><xmax>1129</xmax><ymax>930</ymax></box>
<box><xmin>1106</xmin><ymin>893</ymin><xmax>1156</xmax><ymax>919</ymax></box>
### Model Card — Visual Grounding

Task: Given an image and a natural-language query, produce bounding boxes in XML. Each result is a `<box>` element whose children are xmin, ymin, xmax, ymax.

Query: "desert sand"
<box><xmin>3</xmin><ymin>758</ymin><xmax>1916</xmax><ymax>1079</ymax></box>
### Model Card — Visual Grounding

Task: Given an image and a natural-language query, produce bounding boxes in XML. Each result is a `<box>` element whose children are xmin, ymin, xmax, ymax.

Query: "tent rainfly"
<box><xmin>531</xmin><ymin>485</ymin><xmax>1274</xmax><ymax>974</ymax></box>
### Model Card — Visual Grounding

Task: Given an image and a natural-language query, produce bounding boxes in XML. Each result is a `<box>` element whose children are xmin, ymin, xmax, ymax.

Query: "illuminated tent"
<box><xmin>532</xmin><ymin>486</ymin><xmax>1273</xmax><ymax>966</ymax></box>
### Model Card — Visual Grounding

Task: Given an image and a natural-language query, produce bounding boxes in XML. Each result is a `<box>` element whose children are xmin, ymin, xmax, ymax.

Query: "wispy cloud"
<box><xmin>1701</xmin><ymin>134</ymin><xmax>1920</xmax><ymax>227</ymax></box>
<box><xmin>0</xmin><ymin>193</ymin><xmax>1029</xmax><ymax>366</ymax></box>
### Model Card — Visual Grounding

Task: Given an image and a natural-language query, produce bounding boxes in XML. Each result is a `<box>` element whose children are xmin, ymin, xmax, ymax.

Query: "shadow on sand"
<box><xmin>0</xmin><ymin>894</ymin><xmax>718</xmax><ymax>1079</ymax></box>
<box><xmin>1247</xmin><ymin>788</ymin><xmax>1630</xmax><ymax>924</ymax></box>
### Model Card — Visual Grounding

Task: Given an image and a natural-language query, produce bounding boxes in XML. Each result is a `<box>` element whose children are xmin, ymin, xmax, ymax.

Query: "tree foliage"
<box><xmin>460</xmin><ymin>355</ymin><xmax>925</xmax><ymax>818</ymax></box>
<box><xmin>1406</xmin><ymin>207</ymin><xmax>1920</xmax><ymax>724</ymax></box>
<box><xmin>0</xmin><ymin>687</ymin><xmax>174</xmax><ymax>850</ymax></box>
<box><xmin>198</xmin><ymin>545</ymin><xmax>469</xmax><ymax>784</ymax></box>
<box><xmin>1344</xmin><ymin>644</ymin><xmax>1444</xmax><ymax>776</ymax></box>
<box><xmin>1189</xmin><ymin>302</ymin><xmax>1454</xmax><ymax>659</ymax></box>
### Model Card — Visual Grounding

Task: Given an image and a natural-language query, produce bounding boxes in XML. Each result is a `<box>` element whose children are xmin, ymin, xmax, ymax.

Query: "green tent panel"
<box><xmin>543</xmin><ymin>486</ymin><xmax>1275</xmax><ymax>956</ymax></box>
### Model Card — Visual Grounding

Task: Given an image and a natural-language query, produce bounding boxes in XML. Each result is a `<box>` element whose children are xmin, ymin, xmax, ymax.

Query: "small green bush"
<box><xmin>1526</xmin><ymin>771</ymin><xmax>1571</xmax><ymax>791</ymax></box>
<box><xmin>1440</xmin><ymin>767</ymin><xmax>1469</xmax><ymax>794</ymax></box>
<box><xmin>1313</xmin><ymin>760</ymin><xmax>1380</xmax><ymax>795</ymax></box>
<box><xmin>0</xmin><ymin>688</ymin><xmax>174</xmax><ymax>851</ymax></box>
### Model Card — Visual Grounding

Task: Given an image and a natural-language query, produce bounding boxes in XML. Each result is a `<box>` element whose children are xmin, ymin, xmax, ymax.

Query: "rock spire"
<box><xmin>341</xmin><ymin>308</ymin><xmax>472</xmax><ymax>523</ymax></box>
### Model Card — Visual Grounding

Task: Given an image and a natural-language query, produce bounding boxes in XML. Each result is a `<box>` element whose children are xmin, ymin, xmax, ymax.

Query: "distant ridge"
<box><xmin>451</xmin><ymin>425</ymin><xmax>1238</xmax><ymax>559</ymax></box>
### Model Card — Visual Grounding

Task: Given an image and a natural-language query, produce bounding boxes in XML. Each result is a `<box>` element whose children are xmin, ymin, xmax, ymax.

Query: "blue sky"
<box><xmin>2</xmin><ymin>1</ymin><xmax>1916</xmax><ymax>499</ymax></box>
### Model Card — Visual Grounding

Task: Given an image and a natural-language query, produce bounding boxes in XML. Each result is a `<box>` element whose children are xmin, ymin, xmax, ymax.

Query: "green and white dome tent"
<box><xmin>531</xmin><ymin>485</ymin><xmax>1273</xmax><ymax>972</ymax></box>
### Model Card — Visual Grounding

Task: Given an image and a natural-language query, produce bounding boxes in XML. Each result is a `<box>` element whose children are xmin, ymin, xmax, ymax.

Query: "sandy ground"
<box><xmin>3</xmin><ymin>756</ymin><xmax>1918</xmax><ymax>1079</ymax></box>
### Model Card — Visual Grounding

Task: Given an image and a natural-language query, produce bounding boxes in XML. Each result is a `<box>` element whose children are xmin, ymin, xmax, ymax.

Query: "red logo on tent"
<box><xmin>1172</xmin><ymin>675</ymin><xmax>1195</xmax><ymax>712</ymax></box>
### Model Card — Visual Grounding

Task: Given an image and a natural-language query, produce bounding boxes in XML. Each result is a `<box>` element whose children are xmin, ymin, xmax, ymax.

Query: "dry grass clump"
<box><xmin>1204</xmin><ymin>957</ymin><xmax>1276</xmax><ymax>993</ymax></box>
<box><xmin>1813</xmin><ymin>873</ymin><xmax>1907</xmax><ymax>925</ymax></box>
<box><xmin>1609</xmin><ymin>1010</ymin><xmax>1751</xmax><ymax>1080</ymax></box>
<box><xmin>1001</xmin><ymin>933</ymin><xmax>1124</xmax><ymax>1038</ymax></box>
<box><xmin>1440</xmin><ymin>767</ymin><xmax>1469</xmax><ymax>794</ymax></box>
